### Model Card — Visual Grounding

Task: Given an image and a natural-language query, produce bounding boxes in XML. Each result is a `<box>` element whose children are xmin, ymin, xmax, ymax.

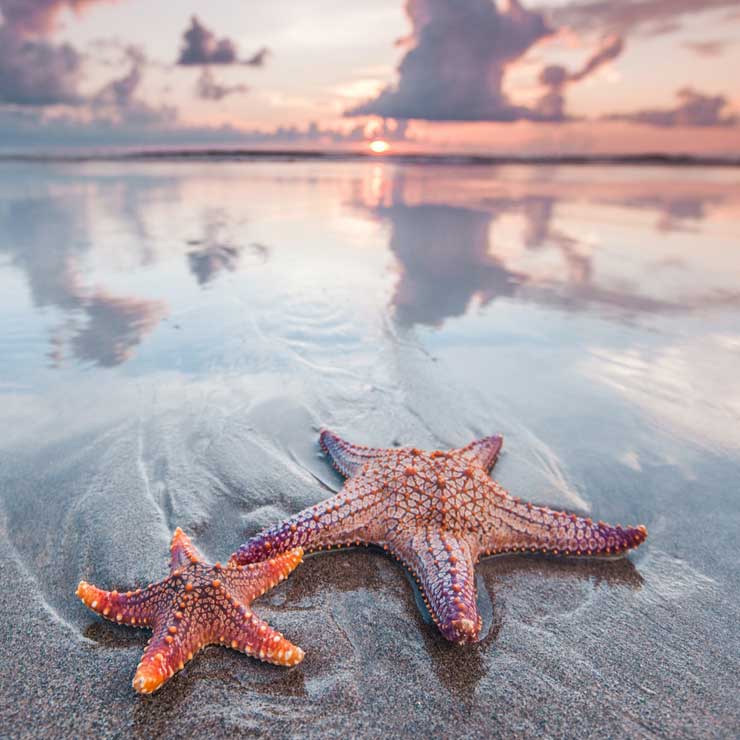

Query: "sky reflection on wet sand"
<box><xmin>1</xmin><ymin>160</ymin><xmax>739</xmax><ymax>736</ymax></box>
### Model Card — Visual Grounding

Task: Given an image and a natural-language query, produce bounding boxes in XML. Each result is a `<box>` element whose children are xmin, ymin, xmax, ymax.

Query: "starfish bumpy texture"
<box><xmin>77</xmin><ymin>528</ymin><xmax>304</xmax><ymax>694</ymax></box>
<box><xmin>233</xmin><ymin>429</ymin><xmax>648</xmax><ymax>644</ymax></box>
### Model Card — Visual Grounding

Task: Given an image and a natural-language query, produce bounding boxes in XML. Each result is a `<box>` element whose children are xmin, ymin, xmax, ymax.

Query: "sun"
<box><xmin>368</xmin><ymin>139</ymin><xmax>390</xmax><ymax>154</ymax></box>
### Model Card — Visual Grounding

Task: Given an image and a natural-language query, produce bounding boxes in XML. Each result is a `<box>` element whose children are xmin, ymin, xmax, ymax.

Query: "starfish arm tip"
<box><xmin>132</xmin><ymin>666</ymin><xmax>166</xmax><ymax>695</ymax></box>
<box><xmin>76</xmin><ymin>580</ymin><xmax>108</xmax><ymax>614</ymax></box>
<box><xmin>132</xmin><ymin>644</ymin><xmax>185</xmax><ymax>695</ymax></box>
<box><xmin>169</xmin><ymin>527</ymin><xmax>204</xmax><ymax>570</ymax></box>
<box><xmin>444</xmin><ymin>617</ymin><xmax>482</xmax><ymax>645</ymax></box>
<box><xmin>274</xmin><ymin>643</ymin><xmax>305</xmax><ymax>667</ymax></box>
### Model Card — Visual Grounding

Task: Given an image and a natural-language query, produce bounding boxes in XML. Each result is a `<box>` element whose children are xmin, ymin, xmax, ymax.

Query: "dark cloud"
<box><xmin>0</xmin><ymin>27</ymin><xmax>83</xmax><ymax>105</ymax></box>
<box><xmin>0</xmin><ymin>0</ymin><xmax>110</xmax><ymax>35</ymax></box>
<box><xmin>347</xmin><ymin>0</ymin><xmax>552</xmax><ymax>122</ymax></box>
<box><xmin>535</xmin><ymin>35</ymin><xmax>623</xmax><ymax>120</ymax></box>
<box><xmin>178</xmin><ymin>16</ymin><xmax>238</xmax><ymax>65</ymax></box>
<box><xmin>177</xmin><ymin>16</ymin><xmax>269</xmax><ymax>67</ymax></box>
<box><xmin>244</xmin><ymin>47</ymin><xmax>270</xmax><ymax>67</ymax></box>
<box><xmin>682</xmin><ymin>40</ymin><xmax>730</xmax><ymax>57</ymax></box>
<box><xmin>92</xmin><ymin>46</ymin><xmax>177</xmax><ymax>125</ymax></box>
<box><xmin>546</xmin><ymin>0</ymin><xmax>740</xmax><ymax>37</ymax></box>
<box><xmin>608</xmin><ymin>87</ymin><xmax>738</xmax><ymax>128</ymax></box>
<box><xmin>196</xmin><ymin>68</ymin><xmax>248</xmax><ymax>101</ymax></box>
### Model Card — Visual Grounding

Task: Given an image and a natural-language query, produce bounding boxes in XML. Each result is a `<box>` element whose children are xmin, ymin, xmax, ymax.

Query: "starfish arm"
<box><xmin>76</xmin><ymin>580</ymin><xmax>164</xmax><ymax>628</ymax></box>
<box><xmin>231</xmin><ymin>478</ymin><xmax>384</xmax><ymax>564</ymax></box>
<box><xmin>453</xmin><ymin>434</ymin><xmax>504</xmax><ymax>471</ymax></box>
<box><xmin>131</xmin><ymin>619</ymin><xmax>208</xmax><ymax>694</ymax></box>
<box><xmin>222</xmin><ymin>548</ymin><xmax>303</xmax><ymax>603</ymax></box>
<box><xmin>169</xmin><ymin>527</ymin><xmax>205</xmax><ymax>571</ymax></box>
<box><xmin>478</xmin><ymin>486</ymin><xmax>648</xmax><ymax>557</ymax></box>
<box><xmin>217</xmin><ymin>610</ymin><xmax>304</xmax><ymax>667</ymax></box>
<box><xmin>392</xmin><ymin>528</ymin><xmax>481</xmax><ymax>644</ymax></box>
<box><xmin>319</xmin><ymin>428</ymin><xmax>392</xmax><ymax>477</ymax></box>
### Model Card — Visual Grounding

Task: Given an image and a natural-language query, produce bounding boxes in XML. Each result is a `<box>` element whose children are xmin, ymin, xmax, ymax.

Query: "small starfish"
<box><xmin>232</xmin><ymin>430</ymin><xmax>647</xmax><ymax>644</ymax></box>
<box><xmin>77</xmin><ymin>528</ymin><xmax>304</xmax><ymax>694</ymax></box>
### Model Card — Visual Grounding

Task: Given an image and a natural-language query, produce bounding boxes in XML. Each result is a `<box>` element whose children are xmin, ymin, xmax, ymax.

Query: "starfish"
<box><xmin>232</xmin><ymin>429</ymin><xmax>648</xmax><ymax>644</ymax></box>
<box><xmin>76</xmin><ymin>528</ymin><xmax>304</xmax><ymax>694</ymax></box>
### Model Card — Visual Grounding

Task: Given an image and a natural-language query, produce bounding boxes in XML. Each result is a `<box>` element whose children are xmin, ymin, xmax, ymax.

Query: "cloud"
<box><xmin>681</xmin><ymin>40</ymin><xmax>730</xmax><ymax>57</ymax></box>
<box><xmin>177</xmin><ymin>16</ymin><xmax>269</xmax><ymax>67</ymax></box>
<box><xmin>92</xmin><ymin>46</ymin><xmax>177</xmax><ymax>125</ymax></box>
<box><xmin>0</xmin><ymin>111</ymin><xmax>404</xmax><ymax>150</ymax></box>
<box><xmin>535</xmin><ymin>35</ymin><xmax>623</xmax><ymax>120</ymax></box>
<box><xmin>608</xmin><ymin>87</ymin><xmax>738</xmax><ymax>128</ymax></box>
<box><xmin>0</xmin><ymin>0</ymin><xmax>111</xmax><ymax>35</ymax></box>
<box><xmin>0</xmin><ymin>37</ymin><xmax>175</xmax><ymax>132</ymax></box>
<box><xmin>0</xmin><ymin>1</ymin><xmax>160</xmax><ymax>118</ymax></box>
<box><xmin>244</xmin><ymin>47</ymin><xmax>270</xmax><ymax>67</ymax></box>
<box><xmin>570</xmin><ymin>33</ymin><xmax>623</xmax><ymax>81</ymax></box>
<box><xmin>546</xmin><ymin>0</ymin><xmax>740</xmax><ymax>37</ymax></box>
<box><xmin>93</xmin><ymin>45</ymin><xmax>144</xmax><ymax>108</ymax></box>
<box><xmin>178</xmin><ymin>15</ymin><xmax>238</xmax><ymax>65</ymax></box>
<box><xmin>0</xmin><ymin>27</ymin><xmax>83</xmax><ymax>105</ymax></box>
<box><xmin>346</xmin><ymin>0</ymin><xmax>552</xmax><ymax>121</ymax></box>
<box><xmin>196</xmin><ymin>68</ymin><xmax>248</xmax><ymax>101</ymax></box>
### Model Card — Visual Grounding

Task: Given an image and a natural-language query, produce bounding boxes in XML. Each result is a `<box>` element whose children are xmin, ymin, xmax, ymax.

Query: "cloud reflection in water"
<box><xmin>1</xmin><ymin>161</ymin><xmax>739</xmax><ymax>372</ymax></box>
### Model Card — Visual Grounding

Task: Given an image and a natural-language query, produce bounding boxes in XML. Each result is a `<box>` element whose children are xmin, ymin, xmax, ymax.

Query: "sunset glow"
<box><xmin>0</xmin><ymin>0</ymin><xmax>738</xmax><ymax>154</ymax></box>
<box><xmin>369</xmin><ymin>140</ymin><xmax>391</xmax><ymax>154</ymax></box>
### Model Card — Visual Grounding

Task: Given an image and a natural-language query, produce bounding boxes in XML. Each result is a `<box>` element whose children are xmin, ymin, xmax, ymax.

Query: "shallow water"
<box><xmin>1</xmin><ymin>159</ymin><xmax>739</xmax><ymax>737</ymax></box>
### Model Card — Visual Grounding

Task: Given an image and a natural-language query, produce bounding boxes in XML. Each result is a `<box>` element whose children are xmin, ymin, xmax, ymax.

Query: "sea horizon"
<box><xmin>1</xmin><ymin>146</ymin><xmax>739</xmax><ymax>167</ymax></box>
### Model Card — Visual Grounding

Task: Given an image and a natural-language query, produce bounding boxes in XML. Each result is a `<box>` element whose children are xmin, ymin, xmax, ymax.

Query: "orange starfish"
<box><xmin>77</xmin><ymin>528</ymin><xmax>304</xmax><ymax>694</ymax></box>
<box><xmin>232</xmin><ymin>429</ymin><xmax>648</xmax><ymax>644</ymax></box>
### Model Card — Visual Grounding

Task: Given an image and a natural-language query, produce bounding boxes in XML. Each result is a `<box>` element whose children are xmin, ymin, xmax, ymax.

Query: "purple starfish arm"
<box><xmin>473</xmin><ymin>484</ymin><xmax>649</xmax><ymax>558</ymax></box>
<box><xmin>318</xmin><ymin>428</ymin><xmax>392</xmax><ymax>477</ymax></box>
<box><xmin>394</xmin><ymin>528</ymin><xmax>480</xmax><ymax>643</ymax></box>
<box><xmin>231</xmin><ymin>478</ymin><xmax>385</xmax><ymax>565</ymax></box>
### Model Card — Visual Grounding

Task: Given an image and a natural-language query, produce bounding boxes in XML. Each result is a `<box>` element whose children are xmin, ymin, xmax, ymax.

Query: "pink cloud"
<box><xmin>608</xmin><ymin>87</ymin><xmax>738</xmax><ymax>128</ymax></box>
<box><xmin>0</xmin><ymin>0</ymin><xmax>112</xmax><ymax>35</ymax></box>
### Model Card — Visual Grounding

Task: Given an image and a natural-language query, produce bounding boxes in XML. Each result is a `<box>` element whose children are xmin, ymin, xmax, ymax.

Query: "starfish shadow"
<box><xmin>418</xmin><ymin>553</ymin><xmax>643</xmax><ymax>700</ymax></box>
<box><xmin>83</xmin><ymin>620</ymin><xmax>147</xmax><ymax>648</ymax></box>
<box><xmin>417</xmin><ymin>578</ymin><xmax>504</xmax><ymax>703</ymax></box>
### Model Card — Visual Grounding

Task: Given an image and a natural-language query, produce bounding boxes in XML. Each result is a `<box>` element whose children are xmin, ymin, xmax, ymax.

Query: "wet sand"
<box><xmin>1</xmin><ymin>159</ymin><xmax>739</xmax><ymax>737</ymax></box>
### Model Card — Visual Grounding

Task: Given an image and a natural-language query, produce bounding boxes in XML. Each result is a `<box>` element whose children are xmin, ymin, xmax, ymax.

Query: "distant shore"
<box><xmin>1</xmin><ymin>149</ymin><xmax>739</xmax><ymax>167</ymax></box>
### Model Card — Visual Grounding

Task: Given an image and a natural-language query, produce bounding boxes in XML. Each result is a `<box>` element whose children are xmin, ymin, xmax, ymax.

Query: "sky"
<box><xmin>1</xmin><ymin>0</ymin><xmax>739</xmax><ymax>155</ymax></box>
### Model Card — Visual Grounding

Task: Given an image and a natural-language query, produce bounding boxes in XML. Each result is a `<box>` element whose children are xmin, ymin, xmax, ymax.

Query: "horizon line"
<box><xmin>1</xmin><ymin>148</ymin><xmax>739</xmax><ymax>167</ymax></box>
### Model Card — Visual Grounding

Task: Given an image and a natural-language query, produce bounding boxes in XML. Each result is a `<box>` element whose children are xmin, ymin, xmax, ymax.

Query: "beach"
<box><xmin>1</xmin><ymin>158</ymin><xmax>739</xmax><ymax>738</ymax></box>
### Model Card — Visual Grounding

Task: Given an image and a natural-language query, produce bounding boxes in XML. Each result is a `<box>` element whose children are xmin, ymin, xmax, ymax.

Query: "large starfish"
<box><xmin>77</xmin><ymin>528</ymin><xmax>304</xmax><ymax>694</ymax></box>
<box><xmin>232</xmin><ymin>430</ymin><xmax>648</xmax><ymax>644</ymax></box>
